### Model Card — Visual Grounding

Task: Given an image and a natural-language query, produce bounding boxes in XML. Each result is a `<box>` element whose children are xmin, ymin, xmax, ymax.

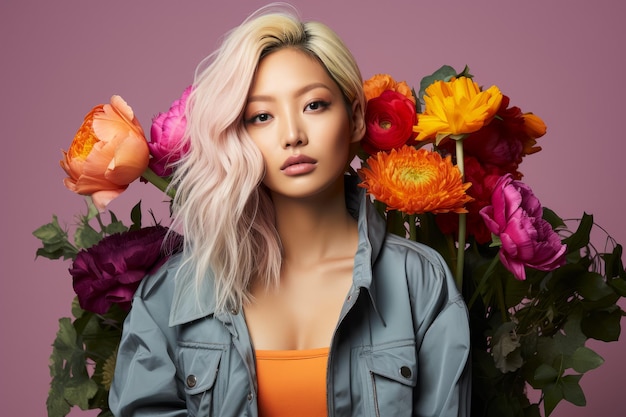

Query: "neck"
<box><xmin>271</xmin><ymin>185</ymin><xmax>358</xmax><ymax>268</ymax></box>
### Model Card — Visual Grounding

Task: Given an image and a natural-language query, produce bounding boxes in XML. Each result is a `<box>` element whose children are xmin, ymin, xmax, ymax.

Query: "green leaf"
<box><xmin>74</xmin><ymin>222</ymin><xmax>103</xmax><ymax>249</ymax></box>
<box><xmin>553</xmin><ymin>313</ymin><xmax>588</xmax><ymax>356</ymax></box>
<box><xmin>103</xmin><ymin>220</ymin><xmax>127</xmax><ymax>235</ymax></box>
<box><xmin>33</xmin><ymin>216</ymin><xmax>78</xmax><ymax>260</ymax></box>
<box><xmin>47</xmin><ymin>378</ymin><xmax>72</xmax><ymax>417</ymax></box>
<box><xmin>64</xmin><ymin>378</ymin><xmax>99</xmax><ymax>410</ymax></box>
<box><xmin>47</xmin><ymin>317</ymin><xmax>95</xmax><ymax>416</ymax></box>
<box><xmin>418</xmin><ymin>65</ymin><xmax>459</xmax><ymax>101</ymax></box>
<box><xmin>130</xmin><ymin>201</ymin><xmax>143</xmax><ymax>231</ymax></box>
<box><xmin>562</xmin><ymin>213</ymin><xmax>593</xmax><ymax>254</ymax></box>
<box><xmin>85</xmin><ymin>199</ymin><xmax>100</xmax><ymax>221</ymax></box>
<box><xmin>561</xmin><ymin>374</ymin><xmax>586</xmax><ymax>406</ymax></box>
<box><xmin>543</xmin><ymin>382</ymin><xmax>564</xmax><ymax>416</ymax></box>
<box><xmin>575</xmin><ymin>271</ymin><xmax>615</xmax><ymax>301</ymax></box>
<box><xmin>566</xmin><ymin>346</ymin><xmax>604</xmax><ymax>373</ymax></box>
<box><xmin>533</xmin><ymin>364</ymin><xmax>559</xmax><ymax>387</ymax></box>
<box><xmin>581</xmin><ymin>309</ymin><xmax>622</xmax><ymax>341</ymax></box>
<box><xmin>542</xmin><ymin>207</ymin><xmax>566</xmax><ymax>230</ymax></box>
<box><xmin>609</xmin><ymin>278</ymin><xmax>626</xmax><ymax>297</ymax></box>
<box><xmin>605</xmin><ymin>245</ymin><xmax>626</xmax><ymax>296</ymax></box>
<box><xmin>534</xmin><ymin>335</ymin><xmax>560</xmax><ymax>366</ymax></box>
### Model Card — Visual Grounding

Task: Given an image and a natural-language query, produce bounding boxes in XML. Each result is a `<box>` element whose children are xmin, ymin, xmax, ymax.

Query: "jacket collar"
<box><xmin>169</xmin><ymin>176</ymin><xmax>386</xmax><ymax>327</ymax></box>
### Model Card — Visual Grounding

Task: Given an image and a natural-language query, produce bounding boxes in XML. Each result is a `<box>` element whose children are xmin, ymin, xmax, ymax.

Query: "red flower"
<box><xmin>70</xmin><ymin>226</ymin><xmax>182</xmax><ymax>314</ymax></box>
<box><xmin>439</xmin><ymin>96</ymin><xmax>546</xmax><ymax>178</ymax></box>
<box><xmin>362</xmin><ymin>90</ymin><xmax>417</xmax><ymax>154</ymax></box>
<box><xmin>436</xmin><ymin>156</ymin><xmax>501</xmax><ymax>244</ymax></box>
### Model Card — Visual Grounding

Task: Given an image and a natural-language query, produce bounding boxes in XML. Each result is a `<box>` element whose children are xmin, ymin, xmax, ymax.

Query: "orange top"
<box><xmin>255</xmin><ymin>347</ymin><xmax>329</xmax><ymax>417</ymax></box>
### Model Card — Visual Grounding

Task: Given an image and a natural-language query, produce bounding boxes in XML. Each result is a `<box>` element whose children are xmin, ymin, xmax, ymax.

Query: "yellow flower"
<box><xmin>358</xmin><ymin>146</ymin><xmax>473</xmax><ymax>215</ymax></box>
<box><xmin>413</xmin><ymin>77</ymin><xmax>503</xmax><ymax>144</ymax></box>
<box><xmin>101</xmin><ymin>350</ymin><xmax>117</xmax><ymax>391</ymax></box>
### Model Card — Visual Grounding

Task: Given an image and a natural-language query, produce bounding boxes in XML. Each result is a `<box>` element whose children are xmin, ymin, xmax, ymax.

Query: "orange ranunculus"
<box><xmin>413</xmin><ymin>77</ymin><xmax>503</xmax><ymax>144</ymax></box>
<box><xmin>520</xmin><ymin>112</ymin><xmax>546</xmax><ymax>156</ymax></box>
<box><xmin>60</xmin><ymin>96</ymin><xmax>150</xmax><ymax>210</ymax></box>
<box><xmin>358</xmin><ymin>146</ymin><xmax>473</xmax><ymax>215</ymax></box>
<box><xmin>363</xmin><ymin>74</ymin><xmax>416</xmax><ymax>104</ymax></box>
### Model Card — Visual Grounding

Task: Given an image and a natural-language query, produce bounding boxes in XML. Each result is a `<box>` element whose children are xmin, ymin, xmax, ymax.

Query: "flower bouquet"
<box><xmin>34</xmin><ymin>66</ymin><xmax>625</xmax><ymax>417</ymax></box>
<box><xmin>33</xmin><ymin>89</ymin><xmax>189</xmax><ymax>417</ymax></box>
<box><xmin>355</xmin><ymin>67</ymin><xmax>626</xmax><ymax>417</ymax></box>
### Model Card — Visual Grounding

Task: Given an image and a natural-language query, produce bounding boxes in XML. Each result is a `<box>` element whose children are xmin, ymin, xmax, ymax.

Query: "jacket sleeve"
<box><xmin>109</xmin><ymin>266</ymin><xmax>188</xmax><ymax>417</ymax></box>
<box><xmin>412</xmin><ymin>253</ymin><xmax>472</xmax><ymax>417</ymax></box>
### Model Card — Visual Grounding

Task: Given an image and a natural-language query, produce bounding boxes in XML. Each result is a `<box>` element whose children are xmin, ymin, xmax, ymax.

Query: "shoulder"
<box><xmin>375</xmin><ymin>233</ymin><xmax>462</xmax><ymax>305</ymax></box>
<box><xmin>134</xmin><ymin>253</ymin><xmax>184</xmax><ymax>302</ymax></box>
<box><xmin>379</xmin><ymin>234</ymin><xmax>451</xmax><ymax>281</ymax></box>
<box><xmin>132</xmin><ymin>253</ymin><xmax>219</xmax><ymax>326</ymax></box>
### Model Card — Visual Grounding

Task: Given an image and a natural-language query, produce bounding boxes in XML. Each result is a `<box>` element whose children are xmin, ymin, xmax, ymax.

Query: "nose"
<box><xmin>281</xmin><ymin>111</ymin><xmax>308</xmax><ymax>148</ymax></box>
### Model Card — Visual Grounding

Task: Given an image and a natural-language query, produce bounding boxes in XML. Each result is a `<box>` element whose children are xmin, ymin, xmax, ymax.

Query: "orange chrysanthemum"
<box><xmin>413</xmin><ymin>77</ymin><xmax>503</xmax><ymax>144</ymax></box>
<box><xmin>363</xmin><ymin>73</ymin><xmax>416</xmax><ymax>105</ymax></box>
<box><xmin>358</xmin><ymin>146</ymin><xmax>473</xmax><ymax>215</ymax></box>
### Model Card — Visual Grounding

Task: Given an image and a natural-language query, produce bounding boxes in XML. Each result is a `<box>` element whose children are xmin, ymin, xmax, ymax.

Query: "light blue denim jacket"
<box><xmin>110</xmin><ymin>182</ymin><xmax>471</xmax><ymax>416</ymax></box>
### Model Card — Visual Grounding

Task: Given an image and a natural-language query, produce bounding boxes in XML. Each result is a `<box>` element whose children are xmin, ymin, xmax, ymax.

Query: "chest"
<box><xmin>175</xmin><ymin>287</ymin><xmax>420</xmax><ymax>417</ymax></box>
<box><xmin>243</xmin><ymin>259</ymin><xmax>354</xmax><ymax>350</ymax></box>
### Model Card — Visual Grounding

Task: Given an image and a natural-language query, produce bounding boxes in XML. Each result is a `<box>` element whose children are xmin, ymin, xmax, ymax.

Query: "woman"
<box><xmin>110</xmin><ymin>5</ymin><xmax>471</xmax><ymax>417</ymax></box>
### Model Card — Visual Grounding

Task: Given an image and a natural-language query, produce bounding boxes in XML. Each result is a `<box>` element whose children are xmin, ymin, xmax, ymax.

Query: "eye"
<box><xmin>246</xmin><ymin>113</ymin><xmax>273</xmax><ymax>125</ymax></box>
<box><xmin>305</xmin><ymin>101</ymin><xmax>330</xmax><ymax>112</ymax></box>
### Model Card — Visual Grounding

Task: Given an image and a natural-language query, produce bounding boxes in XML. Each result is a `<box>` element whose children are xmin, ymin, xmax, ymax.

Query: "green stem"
<box><xmin>455</xmin><ymin>138</ymin><xmax>466</xmax><ymax>291</ymax></box>
<box><xmin>494</xmin><ymin>269</ymin><xmax>508</xmax><ymax>323</ymax></box>
<box><xmin>142</xmin><ymin>167</ymin><xmax>175</xmax><ymax>199</ymax></box>
<box><xmin>409</xmin><ymin>214</ymin><xmax>417</xmax><ymax>241</ymax></box>
<box><xmin>467</xmin><ymin>254</ymin><xmax>500</xmax><ymax>309</ymax></box>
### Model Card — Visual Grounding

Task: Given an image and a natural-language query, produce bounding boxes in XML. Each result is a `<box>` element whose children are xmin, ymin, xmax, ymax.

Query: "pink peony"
<box><xmin>148</xmin><ymin>86</ymin><xmax>192</xmax><ymax>176</ymax></box>
<box><xmin>479</xmin><ymin>174</ymin><xmax>566</xmax><ymax>280</ymax></box>
<box><xmin>70</xmin><ymin>226</ymin><xmax>182</xmax><ymax>314</ymax></box>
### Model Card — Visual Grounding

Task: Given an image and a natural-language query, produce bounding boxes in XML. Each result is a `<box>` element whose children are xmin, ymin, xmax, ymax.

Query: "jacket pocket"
<box><xmin>178</xmin><ymin>343</ymin><xmax>224</xmax><ymax>417</ymax></box>
<box><xmin>362</xmin><ymin>342</ymin><xmax>417</xmax><ymax>417</ymax></box>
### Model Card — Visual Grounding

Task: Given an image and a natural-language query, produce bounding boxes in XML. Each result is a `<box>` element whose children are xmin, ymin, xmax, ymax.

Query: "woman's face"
<box><xmin>244</xmin><ymin>48</ymin><xmax>363</xmax><ymax>201</ymax></box>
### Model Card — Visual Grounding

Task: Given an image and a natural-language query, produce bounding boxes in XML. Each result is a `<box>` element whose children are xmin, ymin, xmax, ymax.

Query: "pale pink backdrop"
<box><xmin>2</xmin><ymin>0</ymin><xmax>624</xmax><ymax>416</ymax></box>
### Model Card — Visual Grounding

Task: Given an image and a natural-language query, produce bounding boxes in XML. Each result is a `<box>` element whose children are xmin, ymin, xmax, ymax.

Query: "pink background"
<box><xmin>2</xmin><ymin>1</ymin><xmax>624</xmax><ymax>416</ymax></box>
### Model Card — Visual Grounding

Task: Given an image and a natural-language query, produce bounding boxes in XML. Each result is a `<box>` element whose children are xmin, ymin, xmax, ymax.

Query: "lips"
<box><xmin>280</xmin><ymin>154</ymin><xmax>318</xmax><ymax>170</ymax></box>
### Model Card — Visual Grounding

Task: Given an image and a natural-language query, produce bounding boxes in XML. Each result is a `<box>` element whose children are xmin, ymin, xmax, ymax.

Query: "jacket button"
<box><xmin>186</xmin><ymin>374</ymin><xmax>197</xmax><ymax>388</ymax></box>
<box><xmin>247</xmin><ymin>392</ymin><xmax>253</xmax><ymax>401</ymax></box>
<box><xmin>230</xmin><ymin>308</ymin><xmax>239</xmax><ymax>315</ymax></box>
<box><xmin>400</xmin><ymin>366</ymin><xmax>412</xmax><ymax>379</ymax></box>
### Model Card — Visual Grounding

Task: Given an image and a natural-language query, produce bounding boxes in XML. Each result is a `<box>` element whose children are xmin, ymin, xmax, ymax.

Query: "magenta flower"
<box><xmin>70</xmin><ymin>226</ymin><xmax>182</xmax><ymax>314</ymax></box>
<box><xmin>148</xmin><ymin>86</ymin><xmax>192</xmax><ymax>176</ymax></box>
<box><xmin>479</xmin><ymin>174</ymin><xmax>566</xmax><ymax>280</ymax></box>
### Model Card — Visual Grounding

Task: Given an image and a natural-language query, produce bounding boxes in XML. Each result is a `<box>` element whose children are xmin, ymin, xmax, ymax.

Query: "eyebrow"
<box><xmin>247</xmin><ymin>82</ymin><xmax>333</xmax><ymax>104</ymax></box>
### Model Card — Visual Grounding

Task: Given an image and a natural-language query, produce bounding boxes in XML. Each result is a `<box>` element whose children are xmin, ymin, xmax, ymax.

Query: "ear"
<box><xmin>349</xmin><ymin>99</ymin><xmax>366</xmax><ymax>144</ymax></box>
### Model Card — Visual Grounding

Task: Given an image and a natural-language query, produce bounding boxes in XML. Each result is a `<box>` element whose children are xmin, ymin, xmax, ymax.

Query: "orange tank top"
<box><xmin>255</xmin><ymin>347</ymin><xmax>329</xmax><ymax>417</ymax></box>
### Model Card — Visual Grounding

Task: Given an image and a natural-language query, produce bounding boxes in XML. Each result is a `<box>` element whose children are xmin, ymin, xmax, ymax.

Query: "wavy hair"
<box><xmin>170</xmin><ymin>4</ymin><xmax>365</xmax><ymax>313</ymax></box>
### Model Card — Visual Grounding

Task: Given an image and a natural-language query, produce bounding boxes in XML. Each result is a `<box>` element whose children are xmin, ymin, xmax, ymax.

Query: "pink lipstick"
<box><xmin>280</xmin><ymin>154</ymin><xmax>318</xmax><ymax>176</ymax></box>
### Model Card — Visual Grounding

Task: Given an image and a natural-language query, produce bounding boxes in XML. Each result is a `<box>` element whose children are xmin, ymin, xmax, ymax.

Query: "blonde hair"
<box><xmin>170</xmin><ymin>4</ymin><xmax>365</xmax><ymax>313</ymax></box>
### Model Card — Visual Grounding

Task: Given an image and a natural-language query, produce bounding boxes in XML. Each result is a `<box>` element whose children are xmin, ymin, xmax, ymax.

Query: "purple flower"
<box><xmin>480</xmin><ymin>174</ymin><xmax>566</xmax><ymax>280</ymax></box>
<box><xmin>148</xmin><ymin>86</ymin><xmax>192</xmax><ymax>177</ymax></box>
<box><xmin>70</xmin><ymin>225</ymin><xmax>182</xmax><ymax>314</ymax></box>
